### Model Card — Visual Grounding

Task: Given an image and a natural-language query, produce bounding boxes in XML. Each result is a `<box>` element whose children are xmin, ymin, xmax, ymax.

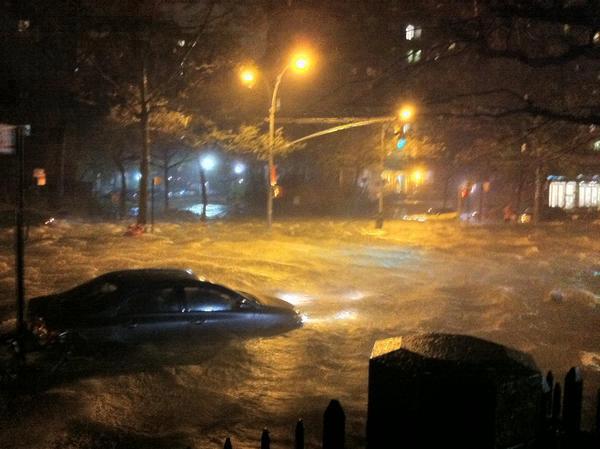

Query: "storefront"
<box><xmin>548</xmin><ymin>176</ymin><xmax>600</xmax><ymax>209</ymax></box>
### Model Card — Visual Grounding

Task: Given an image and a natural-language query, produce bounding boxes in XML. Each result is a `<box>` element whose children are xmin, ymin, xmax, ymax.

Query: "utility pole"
<box><xmin>533</xmin><ymin>145</ymin><xmax>542</xmax><ymax>224</ymax></box>
<box><xmin>376</xmin><ymin>124</ymin><xmax>385</xmax><ymax>229</ymax></box>
<box><xmin>15</xmin><ymin>126</ymin><xmax>25</xmax><ymax>336</ymax></box>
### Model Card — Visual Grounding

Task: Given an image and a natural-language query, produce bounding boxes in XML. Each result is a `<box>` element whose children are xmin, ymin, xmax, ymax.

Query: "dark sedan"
<box><xmin>27</xmin><ymin>269</ymin><xmax>302</xmax><ymax>346</ymax></box>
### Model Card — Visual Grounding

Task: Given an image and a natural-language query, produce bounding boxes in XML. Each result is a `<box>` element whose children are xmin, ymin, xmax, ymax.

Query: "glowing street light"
<box><xmin>292</xmin><ymin>54</ymin><xmax>310</xmax><ymax>72</ymax></box>
<box><xmin>399</xmin><ymin>104</ymin><xmax>415</xmax><ymax>122</ymax></box>
<box><xmin>233</xmin><ymin>162</ymin><xmax>246</xmax><ymax>175</ymax></box>
<box><xmin>200</xmin><ymin>154</ymin><xmax>217</xmax><ymax>171</ymax></box>
<box><xmin>239</xmin><ymin>68</ymin><xmax>257</xmax><ymax>87</ymax></box>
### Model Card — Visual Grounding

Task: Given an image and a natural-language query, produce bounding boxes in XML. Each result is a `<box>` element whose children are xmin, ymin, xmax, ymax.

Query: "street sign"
<box><xmin>0</xmin><ymin>124</ymin><xmax>16</xmax><ymax>155</ymax></box>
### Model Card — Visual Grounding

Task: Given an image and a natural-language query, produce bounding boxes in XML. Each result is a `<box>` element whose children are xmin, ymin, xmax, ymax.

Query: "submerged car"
<box><xmin>27</xmin><ymin>269</ymin><xmax>302</xmax><ymax>346</ymax></box>
<box><xmin>402</xmin><ymin>207</ymin><xmax>458</xmax><ymax>223</ymax></box>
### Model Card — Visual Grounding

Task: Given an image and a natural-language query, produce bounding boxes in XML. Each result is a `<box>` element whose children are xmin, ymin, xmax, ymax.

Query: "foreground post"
<box><xmin>367</xmin><ymin>334</ymin><xmax>543</xmax><ymax>449</ymax></box>
<box><xmin>323</xmin><ymin>399</ymin><xmax>345</xmax><ymax>449</ymax></box>
<box><xmin>563</xmin><ymin>367</ymin><xmax>583</xmax><ymax>436</ymax></box>
<box><xmin>552</xmin><ymin>382</ymin><xmax>562</xmax><ymax>425</ymax></box>
<box><xmin>261</xmin><ymin>427</ymin><xmax>270</xmax><ymax>449</ymax></box>
<box><xmin>295</xmin><ymin>419</ymin><xmax>304</xmax><ymax>449</ymax></box>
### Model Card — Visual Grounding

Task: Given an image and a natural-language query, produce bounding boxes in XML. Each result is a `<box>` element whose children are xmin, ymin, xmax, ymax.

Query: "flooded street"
<box><xmin>1</xmin><ymin>219</ymin><xmax>599</xmax><ymax>449</ymax></box>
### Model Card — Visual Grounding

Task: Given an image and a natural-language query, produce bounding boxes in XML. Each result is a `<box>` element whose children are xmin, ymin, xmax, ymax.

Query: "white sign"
<box><xmin>0</xmin><ymin>124</ymin><xmax>16</xmax><ymax>155</ymax></box>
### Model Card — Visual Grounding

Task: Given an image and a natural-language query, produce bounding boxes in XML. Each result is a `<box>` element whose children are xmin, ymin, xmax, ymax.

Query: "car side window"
<box><xmin>184</xmin><ymin>287</ymin><xmax>236</xmax><ymax>312</ymax></box>
<box><xmin>126</xmin><ymin>288</ymin><xmax>182</xmax><ymax>315</ymax></box>
<box><xmin>65</xmin><ymin>281</ymin><xmax>120</xmax><ymax>314</ymax></box>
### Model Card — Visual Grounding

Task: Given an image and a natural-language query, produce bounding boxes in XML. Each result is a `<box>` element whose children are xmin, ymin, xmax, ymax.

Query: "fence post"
<box><xmin>552</xmin><ymin>382</ymin><xmax>562</xmax><ymax>425</ymax></box>
<box><xmin>595</xmin><ymin>388</ymin><xmax>600</xmax><ymax>435</ymax></box>
<box><xmin>323</xmin><ymin>399</ymin><xmax>345</xmax><ymax>449</ymax></box>
<box><xmin>295</xmin><ymin>419</ymin><xmax>304</xmax><ymax>449</ymax></box>
<box><xmin>261</xmin><ymin>427</ymin><xmax>270</xmax><ymax>449</ymax></box>
<box><xmin>545</xmin><ymin>371</ymin><xmax>554</xmax><ymax>417</ymax></box>
<box><xmin>563</xmin><ymin>367</ymin><xmax>583</xmax><ymax>435</ymax></box>
<box><xmin>223</xmin><ymin>437</ymin><xmax>233</xmax><ymax>449</ymax></box>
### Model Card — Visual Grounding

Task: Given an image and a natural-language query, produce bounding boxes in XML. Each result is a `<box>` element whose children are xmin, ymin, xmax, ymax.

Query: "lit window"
<box><xmin>177</xmin><ymin>39</ymin><xmax>186</xmax><ymax>47</ymax></box>
<box><xmin>405</xmin><ymin>24</ymin><xmax>421</xmax><ymax>41</ymax></box>
<box><xmin>407</xmin><ymin>49</ymin><xmax>422</xmax><ymax>63</ymax></box>
<box><xmin>594</xmin><ymin>32</ymin><xmax>600</xmax><ymax>44</ymax></box>
<box><xmin>17</xmin><ymin>19</ymin><xmax>30</xmax><ymax>32</ymax></box>
<box><xmin>594</xmin><ymin>140</ymin><xmax>600</xmax><ymax>151</ymax></box>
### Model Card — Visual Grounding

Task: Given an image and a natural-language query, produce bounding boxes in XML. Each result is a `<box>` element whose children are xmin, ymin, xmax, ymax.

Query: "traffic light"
<box><xmin>394</xmin><ymin>123</ymin><xmax>410</xmax><ymax>151</ymax></box>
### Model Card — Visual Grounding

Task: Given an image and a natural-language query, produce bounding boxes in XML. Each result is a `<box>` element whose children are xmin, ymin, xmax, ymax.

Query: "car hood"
<box><xmin>241</xmin><ymin>292</ymin><xmax>296</xmax><ymax>312</ymax></box>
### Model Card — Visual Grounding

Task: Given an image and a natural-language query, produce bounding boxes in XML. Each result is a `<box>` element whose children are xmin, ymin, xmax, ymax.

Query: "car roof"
<box><xmin>98</xmin><ymin>269</ymin><xmax>199</xmax><ymax>286</ymax></box>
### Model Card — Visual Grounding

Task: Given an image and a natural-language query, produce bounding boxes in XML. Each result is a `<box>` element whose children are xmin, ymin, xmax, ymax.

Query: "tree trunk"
<box><xmin>137</xmin><ymin>58</ymin><xmax>150</xmax><ymax>226</ymax></box>
<box><xmin>515</xmin><ymin>166</ymin><xmax>524</xmax><ymax>213</ymax></box>
<box><xmin>533</xmin><ymin>155</ymin><xmax>542</xmax><ymax>224</ymax></box>
<box><xmin>59</xmin><ymin>125</ymin><xmax>66</xmax><ymax>201</ymax></box>
<box><xmin>119</xmin><ymin>165</ymin><xmax>127</xmax><ymax>220</ymax></box>
<box><xmin>442</xmin><ymin>174</ymin><xmax>451</xmax><ymax>209</ymax></box>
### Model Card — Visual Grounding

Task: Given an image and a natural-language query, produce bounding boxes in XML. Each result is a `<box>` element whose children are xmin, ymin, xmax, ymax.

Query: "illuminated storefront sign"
<box><xmin>548</xmin><ymin>176</ymin><xmax>600</xmax><ymax>209</ymax></box>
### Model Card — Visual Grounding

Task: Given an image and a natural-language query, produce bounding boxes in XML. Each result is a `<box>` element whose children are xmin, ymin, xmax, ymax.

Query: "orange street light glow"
<box><xmin>240</xmin><ymin>68</ymin><xmax>256</xmax><ymax>86</ymax></box>
<box><xmin>412</xmin><ymin>169</ymin><xmax>423</xmax><ymax>183</ymax></box>
<box><xmin>292</xmin><ymin>55</ymin><xmax>310</xmax><ymax>71</ymax></box>
<box><xmin>399</xmin><ymin>105</ymin><xmax>415</xmax><ymax>121</ymax></box>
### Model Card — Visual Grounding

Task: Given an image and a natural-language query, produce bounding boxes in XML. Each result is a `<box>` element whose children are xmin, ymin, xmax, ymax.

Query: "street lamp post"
<box><xmin>199</xmin><ymin>154</ymin><xmax>217</xmax><ymax>221</ymax></box>
<box><xmin>241</xmin><ymin>53</ymin><xmax>310</xmax><ymax>228</ymax></box>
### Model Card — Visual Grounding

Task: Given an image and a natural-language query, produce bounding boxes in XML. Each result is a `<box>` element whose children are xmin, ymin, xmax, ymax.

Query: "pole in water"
<box><xmin>15</xmin><ymin>125</ymin><xmax>25</xmax><ymax>336</ymax></box>
<box><xmin>150</xmin><ymin>177</ymin><xmax>155</xmax><ymax>233</ymax></box>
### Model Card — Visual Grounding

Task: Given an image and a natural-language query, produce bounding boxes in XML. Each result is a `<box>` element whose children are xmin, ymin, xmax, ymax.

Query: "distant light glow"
<box><xmin>201</xmin><ymin>154</ymin><xmax>217</xmax><ymax>171</ymax></box>
<box><xmin>135</xmin><ymin>172</ymin><xmax>142</xmax><ymax>181</ymax></box>
<box><xmin>344</xmin><ymin>290</ymin><xmax>365</xmax><ymax>301</ymax></box>
<box><xmin>334</xmin><ymin>310</ymin><xmax>358</xmax><ymax>321</ymax></box>
<box><xmin>233</xmin><ymin>162</ymin><xmax>246</xmax><ymax>174</ymax></box>
<box><xmin>412</xmin><ymin>169</ymin><xmax>423</xmax><ymax>183</ymax></box>
<box><xmin>278</xmin><ymin>292</ymin><xmax>313</xmax><ymax>305</ymax></box>
<box><xmin>238</xmin><ymin>178</ymin><xmax>244</xmax><ymax>184</ymax></box>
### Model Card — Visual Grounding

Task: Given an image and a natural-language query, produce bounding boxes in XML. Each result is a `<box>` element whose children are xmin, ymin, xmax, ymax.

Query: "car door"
<box><xmin>118</xmin><ymin>286</ymin><xmax>188</xmax><ymax>343</ymax></box>
<box><xmin>182</xmin><ymin>283</ymin><xmax>256</xmax><ymax>336</ymax></box>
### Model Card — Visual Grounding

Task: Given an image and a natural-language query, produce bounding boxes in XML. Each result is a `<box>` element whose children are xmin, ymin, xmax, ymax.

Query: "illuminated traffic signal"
<box><xmin>394</xmin><ymin>123</ymin><xmax>410</xmax><ymax>151</ymax></box>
